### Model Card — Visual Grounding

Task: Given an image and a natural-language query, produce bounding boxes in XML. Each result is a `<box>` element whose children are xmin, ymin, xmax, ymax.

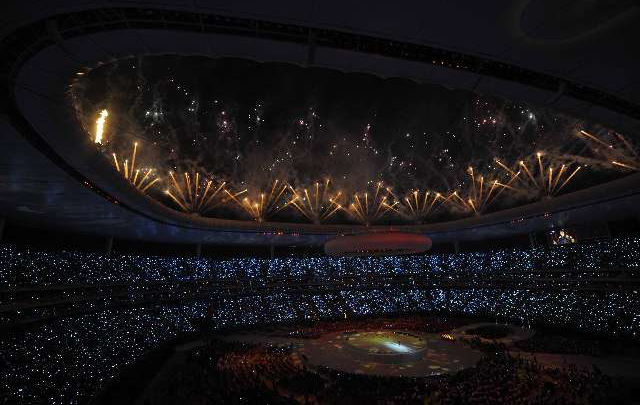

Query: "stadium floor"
<box><xmin>223</xmin><ymin>329</ymin><xmax>482</xmax><ymax>377</ymax></box>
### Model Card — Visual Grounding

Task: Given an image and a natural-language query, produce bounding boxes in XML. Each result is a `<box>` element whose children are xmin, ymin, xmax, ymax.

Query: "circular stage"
<box><xmin>342</xmin><ymin>330</ymin><xmax>427</xmax><ymax>355</ymax></box>
<box><xmin>298</xmin><ymin>330</ymin><xmax>482</xmax><ymax>377</ymax></box>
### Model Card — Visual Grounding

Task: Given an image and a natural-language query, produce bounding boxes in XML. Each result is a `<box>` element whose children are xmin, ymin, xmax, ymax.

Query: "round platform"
<box><xmin>342</xmin><ymin>330</ymin><xmax>427</xmax><ymax>355</ymax></box>
<box><xmin>298</xmin><ymin>330</ymin><xmax>482</xmax><ymax>377</ymax></box>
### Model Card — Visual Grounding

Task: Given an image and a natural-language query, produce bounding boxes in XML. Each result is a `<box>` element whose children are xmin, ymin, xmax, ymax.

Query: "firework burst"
<box><xmin>226</xmin><ymin>180</ymin><xmax>288</xmax><ymax>222</ymax></box>
<box><xmin>576</xmin><ymin>129</ymin><xmax>639</xmax><ymax>171</ymax></box>
<box><xmin>94</xmin><ymin>109</ymin><xmax>108</xmax><ymax>144</ymax></box>
<box><xmin>494</xmin><ymin>152</ymin><xmax>581</xmax><ymax>198</ymax></box>
<box><xmin>457</xmin><ymin>166</ymin><xmax>519</xmax><ymax>214</ymax></box>
<box><xmin>347</xmin><ymin>182</ymin><xmax>398</xmax><ymax>225</ymax></box>
<box><xmin>164</xmin><ymin>171</ymin><xmax>227</xmax><ymax>214</ymax></box>
<box><xmin>396</xmin><ymin>189</ymin><xmax>446</xmax><ymax>223</ymax></box>
<box><xmin>287</xmin><ymin>179</ymin><xmax>344</xmax><ymax>224</ymax></box>
<box><xmin>112</xmin><ymin>142</ymin><xmax>161</xmax><ymax>193</ymax></box>
<box><xmin>439</xmin><ymin>190</ymin><xmax>473</xmax><ymax>214</ymax></box>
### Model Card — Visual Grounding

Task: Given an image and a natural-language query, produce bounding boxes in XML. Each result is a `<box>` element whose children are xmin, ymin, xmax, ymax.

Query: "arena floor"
<box><xmin>136</xmin><ymin>321</ymin><xmax>640</xmax><ymax>404</ymax></box>
<box><xmin>226</xmin><ymin>329</ymin><xmax>483</xmax><ymax>377</ymax></box>
<box><xmin>298</xmin><ymin>330</ymin><xmax>482</xmax><ymax>377</ymax></box>
<box><xmin>341</xmin><ymin>330</ymin><xmax>427</xmax><ymax>354</ymax></box>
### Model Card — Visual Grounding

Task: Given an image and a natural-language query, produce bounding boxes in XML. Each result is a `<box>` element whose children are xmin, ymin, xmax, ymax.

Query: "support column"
<box><xmin>453</xmin><ymin>240</ymin><xmax>460</xmax><ymax>254</ymax></box>
<box><xmin>602</xmin><ymin>221</ymin><xmax>611</xmax><ymax>239</ymax></box>
<box><xmin>270</xmin><ymin>244</ymin><xmax>275</xmax><ymax>259</ymax></box>
<box><xmin>195</xmin><ymin>243</ymin><xmax>202</xmax><ymax>258</ymax></box>
<box><xmin>528</xmin><ymin>232</ymin><xmax>536</xmax><ymax>248</ymax></box>
<box><xmin>0</xmin><ymin>217</ymin><xmax>5</xmax><ymax>243</ymax></box>
<box><xmin>104</xmin><ymin>236</ymin><xmax>114</xmax><ymax>255</ymax></box>
<box><xmin>306</xmin><ymin>29</ymin><xmax>316</xmax><ymax>66</ymax></box>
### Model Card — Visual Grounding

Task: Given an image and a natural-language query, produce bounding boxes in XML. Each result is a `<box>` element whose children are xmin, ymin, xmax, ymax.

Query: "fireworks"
<box><xmin>226</xmin><ymin>180</ymin><xmax>288</xmax><ymax>222</ymax></box>
<box><xmin>577</xmin><ymin>130</ymin><xmax>639</xmax><ymax>171</ymax></box>
<box><xmin>457</xmin><ymin>166</ymin><xmax>519</xmax><ymax>214</ymax></box>
<box><xmin>94</xmin><ymin>109</ymin><xmax>108</xmax><ymax>144</ymax></box>
<box><xmin>287</xmin><ymin>179</ymin><xmax>344</xmax><ymax>224</ymax></box>
<box><xmin>611</xmin><ymin>161</ymin><xmax>638</xmax><ymax>170</ymax></box>
<box><xmin>397</xmin><ymin>190</ymin><xmax>446</xmax><ymax>223</ymax></box>
<box><xmin>495</xmin><ymin>153</ymin><xmax>581</xmax><ymax>198</ymax></box>
<box><xmin>347</xmin><ymin>182</ymin><xmax>398</xmax><ymax>225</ymax></box>
<box><xmin>112</xmin><ymin>142</ymin><xmax>161</xmax><ymax>193</ymax></box>
<box><xmin>439</xmin><ymin>190</ymin><xmax>472</xmax><ymax>213</ymax></box>
<box><xmin>82</xmin><ymin>59</ymin><xmax>640</xmax><ymax>227</ymax></box>
<box><xmin>164</xmin><ymin>171</ymin><xmax>227</xmax><ymax>214</ymax></box>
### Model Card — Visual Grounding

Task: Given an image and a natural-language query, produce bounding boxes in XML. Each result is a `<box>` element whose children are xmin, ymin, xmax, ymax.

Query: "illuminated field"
<box><xmin>343</xmin><ymin>331</ymin><xmax>427</xmax><ymax>354</ymax></box>
<box><xmin>226</xmin><ymin>328</ymin><xmax>484</xmax><ymax>377</ymax></box>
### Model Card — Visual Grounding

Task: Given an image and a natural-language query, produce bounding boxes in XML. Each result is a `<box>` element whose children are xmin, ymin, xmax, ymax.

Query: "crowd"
<box><xmin>1</xmin><ymin>237</ymin><xmax>639</xmax><ymax>286</ymax></box>
<box><xmin>512</xmin><ymin>330</ymin><xmax>640</xmax><ymax>358</ymax></box>
<box><xmin>429</xmin><ymin>353</ymin><xmax>623</xmax><ymax>405</ymax></box>
<box><xmin>1</xmin><ymin>237</ymin><xmax>639</xmax><ymax>404</ymax></box>
<box><xmin>145</xmin><ymin>340</ymin><xmax>301</xmax><ymax>404</ymax></box>
<box><xmin>1</xmin><ymin>304</ymin><xmax>209</xmax><ymax>404</ymax></box>
<box><xmin>2</xmin><ymin>294</ymin><xmax>638</xmax><ymax>404</ymax></box>
<box><xmin>465</xmin><ymin>325</ymin><xmax>512</xmax><ymax>339</ymax></box>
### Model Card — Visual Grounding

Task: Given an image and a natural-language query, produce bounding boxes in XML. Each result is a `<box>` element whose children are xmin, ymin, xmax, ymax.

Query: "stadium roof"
<box><xmin>1</xmin><ymin>0</ymin><xmax>639</xmax><ymax>245</ymax></box>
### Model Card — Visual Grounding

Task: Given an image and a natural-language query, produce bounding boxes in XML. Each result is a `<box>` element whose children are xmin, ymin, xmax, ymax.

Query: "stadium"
<box><xmin>1</xmin><ymin>1</ymin><xmax>640</xmax><ymax>404</ymax></box>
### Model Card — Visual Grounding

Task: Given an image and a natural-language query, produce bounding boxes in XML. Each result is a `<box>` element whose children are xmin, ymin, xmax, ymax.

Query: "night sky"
<box><xmin>72</xmin><ymin>56</ymin><xmax>628</xmax><ymax>224</ymax></box>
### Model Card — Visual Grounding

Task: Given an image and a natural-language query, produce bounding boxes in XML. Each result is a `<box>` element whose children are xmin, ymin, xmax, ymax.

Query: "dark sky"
<box><xmin>72</xmin><ymin>56</ymin><xmax>624</xmax><ymax>224</ymax></box>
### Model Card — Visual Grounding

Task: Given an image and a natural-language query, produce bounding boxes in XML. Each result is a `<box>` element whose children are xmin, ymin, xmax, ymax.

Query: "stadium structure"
<box><xmin>1</xmin><ymin>2</ymin><xmax>640</xmax><ymax>404</ymax></box>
